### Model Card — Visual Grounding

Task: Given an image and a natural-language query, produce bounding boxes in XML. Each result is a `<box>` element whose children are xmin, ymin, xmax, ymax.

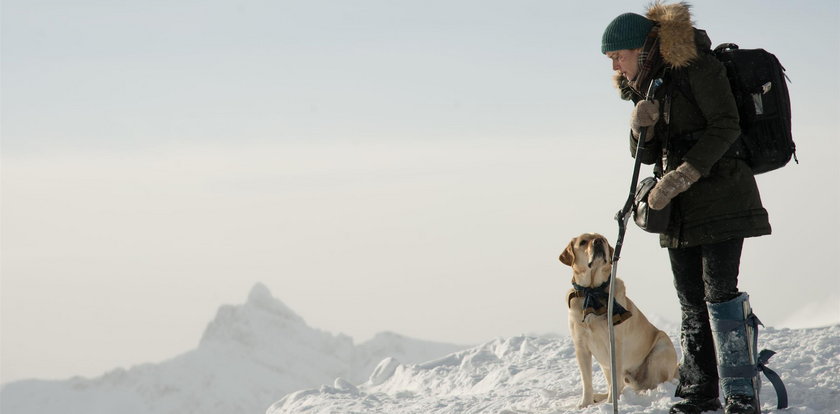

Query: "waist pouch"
<box><xmin>633</xmin><ymin>176</ymin><xmax>672</xmax><ymax>233</ymax></box>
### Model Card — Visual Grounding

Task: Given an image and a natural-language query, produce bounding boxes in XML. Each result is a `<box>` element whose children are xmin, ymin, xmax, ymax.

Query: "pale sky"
<box><xmin>2</xmin><ymin>0</ymin><xmax>839</xmax><ymax>385</ymax></box>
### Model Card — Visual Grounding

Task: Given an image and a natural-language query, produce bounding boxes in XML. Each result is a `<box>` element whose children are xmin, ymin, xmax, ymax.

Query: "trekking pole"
<box><xmin>607</xmin><ymin>78</ymin><xmax>662</xmax><ymax>414</ymax></box>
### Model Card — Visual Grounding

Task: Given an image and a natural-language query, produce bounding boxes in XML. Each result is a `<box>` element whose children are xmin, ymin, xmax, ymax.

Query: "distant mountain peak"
<box><xmin>244</xmin><ymin>283</ymin><xmax>304</xmax><ymax>322</ymax></box>
<box><xmin>199</xmin><ymin>283</ymin><xmax>306</xmax><ymax>347</ymax></box>
<box><xmin>0</xmin><ymin>282</ymin><xmax>468</xmax><ymax>414</ymax></box>
<box><xmin>248</xmin><ymin>282</ymin><xmax>273</xmax><ymax>304</ymax></box>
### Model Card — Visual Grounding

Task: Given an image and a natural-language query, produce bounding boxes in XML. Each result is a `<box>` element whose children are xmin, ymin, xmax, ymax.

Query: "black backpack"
<box><xmin>710</xmin><ymin>43</ymin><xmax>797</xmax><ymax>174</ymax></box>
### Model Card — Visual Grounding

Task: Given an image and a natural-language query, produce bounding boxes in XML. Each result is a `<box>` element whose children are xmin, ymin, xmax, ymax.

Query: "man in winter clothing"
<box><xmin>602</xmin><ymin>3</ymin><xmax>771</xmax><ymax>414</ymax></box>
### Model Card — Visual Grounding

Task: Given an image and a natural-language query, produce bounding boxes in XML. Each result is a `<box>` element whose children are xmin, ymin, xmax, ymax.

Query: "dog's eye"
<box><xmin>579</xmin><ymin>240</ymin><xmax>588</xmax><ymax>246</ymax></box>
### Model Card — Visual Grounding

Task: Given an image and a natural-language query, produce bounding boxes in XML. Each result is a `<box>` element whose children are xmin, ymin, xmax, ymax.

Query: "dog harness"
<box><xmin>567</xmin><ymin>278</ymin><xmax>633</xmax><ymax>326</ymax></box>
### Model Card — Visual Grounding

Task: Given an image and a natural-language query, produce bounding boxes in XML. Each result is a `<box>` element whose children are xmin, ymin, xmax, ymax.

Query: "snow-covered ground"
<box><xmin>269</xmin><ymin>324</ymin><xmax>840</xmax><ymax>414</ymax></box>
<box><xmin>0</xmin><ymin>284</ymin><xmax>465</xmax><ymax>414</ymax></box>
<box><xmin>2</xmin><ymin>283</ymin><xmax>838</xmax><ymax>414</ymax></box>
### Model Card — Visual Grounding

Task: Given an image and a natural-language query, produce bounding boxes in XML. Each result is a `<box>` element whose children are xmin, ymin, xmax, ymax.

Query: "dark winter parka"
<box><xmin>616</xmin><ymin>3</ymin><xmax>771</xmax><ymax>248</ymax></box>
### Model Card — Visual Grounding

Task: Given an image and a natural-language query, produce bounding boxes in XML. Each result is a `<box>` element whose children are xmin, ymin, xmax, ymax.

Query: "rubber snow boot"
<box><xmin>724</xmin><ymin>395</ymin><xmax>759</xmax><ymax>414</ymax></box>
<box><xmin>669</xmin><ymin>397</ymin><xmax>722</xmax><ymax>414</ymax></box>
<box><xmin>707</xmin><ymin>292</ymin><xmax>760</xmax><ymax>414</ymax></box>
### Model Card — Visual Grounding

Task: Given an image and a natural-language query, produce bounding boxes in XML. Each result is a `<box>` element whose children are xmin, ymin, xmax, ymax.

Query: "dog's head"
<box><xmin>559</xmin><ymin>233</ymin><xmax>614</xmax><ymax>281</ymax></box>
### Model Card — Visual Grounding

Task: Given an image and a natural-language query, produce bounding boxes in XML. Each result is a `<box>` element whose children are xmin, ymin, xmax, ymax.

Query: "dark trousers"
<box><xmin>668</xmin><ymin>237</ymin><xmax>744</xmax><ymax>399</ymax></box>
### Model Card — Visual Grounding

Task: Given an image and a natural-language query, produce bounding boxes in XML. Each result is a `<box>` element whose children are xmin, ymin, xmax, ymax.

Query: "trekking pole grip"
<box><xmin>618</xmin><ymin>78</ymin><xmax>663</xmax><ymax>222</ymax></box>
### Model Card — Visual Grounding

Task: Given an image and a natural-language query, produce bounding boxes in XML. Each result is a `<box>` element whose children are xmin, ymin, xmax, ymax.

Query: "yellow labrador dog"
<box><xmin>560</xmin><ymin>233</ymin><xmax>677</xmax><ymax>408</ymax></box>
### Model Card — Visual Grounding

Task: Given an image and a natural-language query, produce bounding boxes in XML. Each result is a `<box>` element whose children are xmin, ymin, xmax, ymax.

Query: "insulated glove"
<box><xmin>630</xmin><ymin>100</ymin><xmax>659</xmax><ymax>141</ymax></box>
<box><xmin>648</xmin><ymin>162</ymin><xmax>701</xmax><ymax>210</ymax></box>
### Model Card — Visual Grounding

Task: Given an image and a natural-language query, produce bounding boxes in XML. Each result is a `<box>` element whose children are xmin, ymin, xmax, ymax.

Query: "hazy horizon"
<box><xmin>3</xmin><ymin>0</ymin><xmax>839</xmax><ymax>385</ymax></box>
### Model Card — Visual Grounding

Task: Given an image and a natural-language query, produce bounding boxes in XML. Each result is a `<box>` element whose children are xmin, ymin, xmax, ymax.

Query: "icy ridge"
<box><xmin>268</xmin><ymin>325</ymin><xmax>840</xmax><ymax>414</ymax></box>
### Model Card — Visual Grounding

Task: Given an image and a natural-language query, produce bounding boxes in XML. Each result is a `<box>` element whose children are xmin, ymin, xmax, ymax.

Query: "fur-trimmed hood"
<box><xmin>613</xmin><ymin>2</ymin><xmax>710</xmax><ymax>97</ymax></box>
<box><xmin>647</xmin><ymin>1</ymin><xmax>699</xmax><ymax>68</ymax></box>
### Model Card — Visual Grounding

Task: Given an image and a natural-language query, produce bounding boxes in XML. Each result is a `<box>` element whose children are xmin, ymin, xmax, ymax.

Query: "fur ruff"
<box><xmin>646</xmin><ymin>1</ymin><xmax>697</xmax><ymax>68</ymax></box>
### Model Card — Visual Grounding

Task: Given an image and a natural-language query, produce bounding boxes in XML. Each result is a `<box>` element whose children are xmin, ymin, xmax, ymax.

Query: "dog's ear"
<box><xmin>559</xmin><ymin>239</ymin><xmax>576</xmax><ymax>266</ymax></box>
<box><xmin>608</xmin><ymin>244</ymin><xmax>615</xmax><ymax>263</ymax></box>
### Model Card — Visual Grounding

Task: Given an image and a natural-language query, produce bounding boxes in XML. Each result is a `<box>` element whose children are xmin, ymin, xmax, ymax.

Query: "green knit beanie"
<box><xmin>601</xmin><ymin>13</ymin><xmax>655</xmax><ymax>54</ymax></box>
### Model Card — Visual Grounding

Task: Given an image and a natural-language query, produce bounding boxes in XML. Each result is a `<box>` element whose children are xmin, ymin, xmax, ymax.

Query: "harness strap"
<box><xmin>567</xmin><ymin>279</ymin><xmax>632</xmax><ymax>326</ymax></box>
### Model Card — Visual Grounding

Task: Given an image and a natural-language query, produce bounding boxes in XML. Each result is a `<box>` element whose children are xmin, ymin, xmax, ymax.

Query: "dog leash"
<box><xmin>607</xmin><ymin>78</ymin><xmax>662</xmax><ymax>414</ymax></box>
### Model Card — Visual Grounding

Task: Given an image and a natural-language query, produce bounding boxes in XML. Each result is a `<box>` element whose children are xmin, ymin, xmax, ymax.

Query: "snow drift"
<box><xmin>0</xmin><ymin>283</ymin><xmax>465</xmax><ymax>414</ymax></box>
<box><xmin>3</xmin><ymin>283</ymin><xmax>838</xmax><ymax>414</ymax></box>
<box><xmin>268</xmin><ymin>325</ymin><xmax>840</xmax><ymax>414</ymax></box>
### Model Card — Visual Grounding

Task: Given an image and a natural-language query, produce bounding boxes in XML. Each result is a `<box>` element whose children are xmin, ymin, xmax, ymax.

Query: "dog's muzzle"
<box><xmin>588</xmin><ymin>238</ymin><xmax>609</xmax><ymax>268</ymax></box>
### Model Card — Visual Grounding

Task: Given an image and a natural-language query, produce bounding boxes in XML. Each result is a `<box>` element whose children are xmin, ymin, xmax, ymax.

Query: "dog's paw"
<box><xmin>577</xmin><ymin>393</ymin><xmax>608</xmax><ymax>408</ymax></box>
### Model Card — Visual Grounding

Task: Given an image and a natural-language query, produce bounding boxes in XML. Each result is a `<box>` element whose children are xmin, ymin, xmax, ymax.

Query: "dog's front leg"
<box><xmin>574</xmin><ymin>341</ymin><xmax>595</xmax><ymax>408</ymax></box>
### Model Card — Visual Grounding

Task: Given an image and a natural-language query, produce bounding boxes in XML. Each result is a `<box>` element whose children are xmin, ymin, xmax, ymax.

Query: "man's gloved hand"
<box><xmin>649</xmin><ymin>162</ymin><xmax>702</xmax><ymax>210</ymax></box>
<box><xmin>630</xmin><ymin>100</ymin><xmax>659</xmax><ymax>141</ymax></box>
